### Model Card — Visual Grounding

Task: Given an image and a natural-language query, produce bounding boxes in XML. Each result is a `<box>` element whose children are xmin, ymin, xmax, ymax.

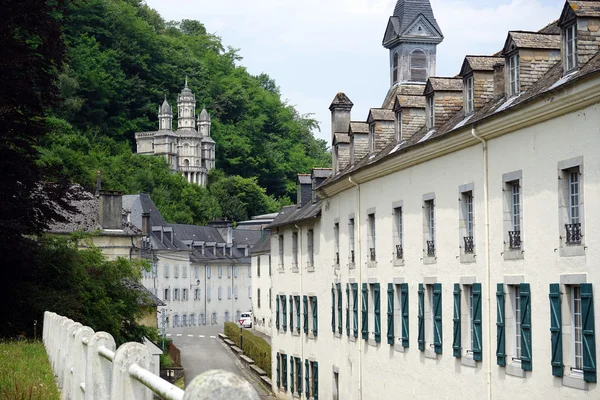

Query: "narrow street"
<box><xmin>167</xmin><ymin>325</ymin><xmax>275</xmax><ymax>399</ymax></box>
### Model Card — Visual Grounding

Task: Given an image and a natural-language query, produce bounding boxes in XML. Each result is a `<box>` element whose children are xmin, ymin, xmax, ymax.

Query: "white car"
<box><xmin>239</xmin><ymin>312</ymin><xmax>253</xmax><ymax>328</ymax></box>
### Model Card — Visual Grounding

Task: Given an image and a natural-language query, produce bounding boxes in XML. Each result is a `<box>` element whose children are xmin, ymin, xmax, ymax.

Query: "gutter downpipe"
<box><xmin>471</xmin><ymin>126</ymin><xmax>492</xmax><ymax>400</ymax></box>
<box><xmin>348</xmin><ymin>176</ymin><xmax>362</xmax><ymax>400</ymax></box>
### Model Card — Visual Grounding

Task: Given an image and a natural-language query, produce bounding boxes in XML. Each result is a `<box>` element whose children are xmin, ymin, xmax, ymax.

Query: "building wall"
<box><xmin>271</xmin><ymin>98</ymin><xmax>600</xmax><ymax>399</ymax></box>
<box><xmin>252</xmin><ymin>252</ymin><xmax>273</xmax><ymax>336</ymax></box>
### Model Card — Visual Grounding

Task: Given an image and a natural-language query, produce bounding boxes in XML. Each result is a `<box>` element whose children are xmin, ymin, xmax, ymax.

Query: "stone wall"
<box><xmin>401</xmin><ymin>108</ymin><xmax>425</xmax><ymax>140</ymax></box>
<box><xmin>352</xmin><ymin>134</ymin><xmax>370</xmax><ymax>164</ymax></box>
<box><xmin>434</xmin><ymin>91</ymin><xmax>463</xmax><ymax>130</ymax></box>
<box><xmin>577</xmin><ymin>18</ymin><xmax>600</xmax><ymax>68</ymax></box>
<box><xmin>473</xmin><ymin>71</ymin><xmax>496</xmax><ymax>110</ymax></box>
<box><xmin>374</xmin><ymin>120</ymin><xmax>395</xmax><ymax>152</ymax></box>
<box><xmin>517</xmin><ymin>49</ymin><xmax>561</xmax><ymax>92</ymax></box>
<box><xmin>337</xmin><ymin>142</ymin><xmax>350</xmax><ymax>171</ymax></box>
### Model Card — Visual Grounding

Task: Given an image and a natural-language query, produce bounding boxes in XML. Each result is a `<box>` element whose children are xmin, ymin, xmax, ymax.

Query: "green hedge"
<box><xmin>224</xmin><ymin>322</ymin><xmax>271</xmax><ymax>376</ymax></box>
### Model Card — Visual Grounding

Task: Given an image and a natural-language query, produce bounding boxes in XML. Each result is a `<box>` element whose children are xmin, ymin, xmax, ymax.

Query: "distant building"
<box><xmin>250</xmin><ymin>232</ymin><xmax>272</xmax><ymax>336</ymax></box>
<box><xmin>134</xmin><ymin>79</ymin><xmax>216</xmax><ymax>186</ymax></box>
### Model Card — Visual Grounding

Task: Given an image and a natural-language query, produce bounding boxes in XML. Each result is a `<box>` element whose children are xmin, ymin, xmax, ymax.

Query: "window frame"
<box><xmin>367</xmin><ymin>211</ymin><xmax>376</xmax><ymax>265</ymax></box>
<box><xmin>426</xmin><ymin>95</ymin><xmax>435</xmax><ymax>130</ymax></box>
<box><xmin>564</xmin><ymin>23</ymin><xmax>577</xmax><ymax>72</ymax></box>
<box><xmin>502</xmin><ymin>171</ymin><xmax>524</xmax><ymax>260</ymax></box>
<box><xmin>508</xmin><ymin>53</ymin><xmax>520</xmax><ymax>96</ymax></box>
<box><xmin>307</xmin><ymin>228</ymin><xmax>315</xmax><ymax>270</ymax></box>
<box><xmin>392</xmin><ymin>51</ymin><xmax>399</xmax><ymax>85</ymax></box>
<box><xmin>423</xmin><ymin>194</ymin><xmax>436</xmax><ymax>262</ymax></box>
<box><xmin>292</xmin><ymin>231</ymin><xmax>299</xmax><ymax>271</ymax></box>
<box><xmin>393</xmin><ymin>202</ymin><xmax>404</xmax><ymax>265</ymax></box>
<box><xmin>410</xmin><ymin>48</ymin><xmax>428</xmax><ymax>82</ymax></box>
<box><xmin>459</xmin><ymin>184</ymin><xmax>475</xmax><ymax>262</ymax></box>
<box><xmin>348</xmin><ymin>217</ymin><xmax>356</xmax><ymax>267</ymax></box>
<box><xmin>558</xmin><ymin>158</ymin><xmax>584</xmax><ymax>256</ymax></box>
<box><xmin>333</xmin><ymin>222</ymin><xmax>340</xmax><ymax>267</ymax></box>
<box><xmin>465</xmin><ymin>74</ymin><xmax>474</xmax><ymax>114</ymax></box>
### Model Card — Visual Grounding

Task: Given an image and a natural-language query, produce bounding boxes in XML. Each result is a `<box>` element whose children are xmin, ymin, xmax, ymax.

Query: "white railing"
<box><xmin>43</xmin><ymin>312</ymin><xmax>259</xmax><ymax>400</ymax></box>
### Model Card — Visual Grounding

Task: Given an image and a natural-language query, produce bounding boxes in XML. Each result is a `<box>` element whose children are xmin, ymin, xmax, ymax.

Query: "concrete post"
<box><xmin>58</xmin><ymin>318</ymin><xmax>75</xmax><ymax>389</ymax></box>
<box><xmin>72</xmin><ymin>326</ymin><xmax>94</xmax><ymax>400</ymax></box>
<box><xmin>182</xmin><ymin>370</ymin><xmax>260</xmax><ymax>400</ymax></box>
<box><xmin>86</xmin><ymin>332</ymin><xmax>116</xmax><ymax>400</ymax></box>
<box><xmin>63</xmin><ymin>322</ymin><xmax>83</xmax><ymax>399</ymax></box>
<box><xmin>109</xmin><ymin>342</ymin><xmax>152</xmax><ymax>400</ymax></box>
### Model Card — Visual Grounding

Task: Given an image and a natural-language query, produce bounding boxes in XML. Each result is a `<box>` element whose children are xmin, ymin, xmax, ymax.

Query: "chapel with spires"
<box><xmin>135</xmin><ymin>79</ymin><xmax>216</xmax><ymax>187</ymax></box>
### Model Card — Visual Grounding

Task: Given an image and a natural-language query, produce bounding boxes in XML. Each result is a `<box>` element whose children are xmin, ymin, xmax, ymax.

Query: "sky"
<box><xmin>144</xmin><ymin>0</ymin><xmax>565</xmax><ymax>144</ymax></box>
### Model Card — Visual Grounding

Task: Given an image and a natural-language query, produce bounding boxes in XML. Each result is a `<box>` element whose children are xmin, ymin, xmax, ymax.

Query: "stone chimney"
<box><xmin>141</xmin><ymin>212</ymin><xmax>150</xmax><ymax>236</ymax></box>
<box><xmin>333</xmin><ymin>133</ymin><xmax>350</xmax><ymax>174</ymax></box>
<box><xmin>330</xmin><ymin>93</ymin><xmax>353</xmax><ymax>172</ymax></box>
<box><xmin>98</xmin><ymin>190</ymin><xmax>123</xmax><ymax>230</ymax></box>
<box><xmin>297</xmin><ymin>174</ymin><xmax>312</xmax><ymax>207</ymax></box>
<box><xmin>424</xmin><ymin>78</ymin><xmax>463</xmax><ymax>131</ymax></box>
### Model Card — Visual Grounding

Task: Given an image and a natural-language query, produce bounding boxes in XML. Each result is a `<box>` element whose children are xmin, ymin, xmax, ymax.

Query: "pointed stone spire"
<box><xmin>158</xmin><ymin>94</ymin><xmax>173</xmax><ymax>130</ymax></box>
<box><xmin>177</xmin><ymin>78</ymin><xmax>196</xmax><ymax>130</ymax></box>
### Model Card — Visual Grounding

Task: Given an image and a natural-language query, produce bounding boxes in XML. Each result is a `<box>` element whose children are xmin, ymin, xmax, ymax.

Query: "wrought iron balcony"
<box><xmin>463</xmin><ymin>236</ymin><xmax>474</xmax><ymax>254</ymax></box>
<box><xmin>369</xmin><ymin>247</ymin><xmax>376</xmax><ymax>261</ymax></box>
<box><xmin>426</xmin><ymin>241</ymin><xmax>435</xmax><ymax>257</ymax></box>
<box><xmin>396</xmin><ymin>244</ymin><xmax>403</xmax><ymax>259</ymax></box>
<box><xmin>350</xmin><ymin>250</ymin><xmax>355</xmax><ymax>264</ymax></box>
<box><xmin>565</xmin><ymin>223</ymin><xmax>582</xmax><ymax>245</ymax></box>
<box><xmin>508</xmin><ymin>231</ymin><xmax>521</xmax><ymax>249</ymax></box>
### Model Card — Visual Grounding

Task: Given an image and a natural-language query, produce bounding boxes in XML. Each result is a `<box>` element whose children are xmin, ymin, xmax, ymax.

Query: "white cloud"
<box><xmin>145</xmin><ymin>0</ymin><xmax>564</xmax><ymax>143</ymax></box>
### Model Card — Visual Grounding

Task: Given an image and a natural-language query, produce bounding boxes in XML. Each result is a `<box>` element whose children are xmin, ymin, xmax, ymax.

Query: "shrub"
<box><xmin>224</xmin><ymin>322</ymin><xmax>271</xmax><ymax>376</ymax></box>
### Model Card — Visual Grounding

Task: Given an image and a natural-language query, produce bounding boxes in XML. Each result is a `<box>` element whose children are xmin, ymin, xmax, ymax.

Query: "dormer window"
<box><xmin>426</xmin><ymin>95</ymin><xmax>434</xmax><ymax>130</ymax></box>
<box><xmin>369</xmin><ymin>124</ymin><xmax>375</xmax><ymax>152</ymax></box>
<box><xmin>564</xmin><ymin>24</ymin><xmax>577</xmax><ymax>72</ymax></box>
<box><xmin>395</xmin><ymin>111</ymin><xmax>402</xmax><ymax>141</ymax></box>
<box><xmin>465</xmin><ymin>75</ymin><xmax>474</xmax><ymax>114</ymax></box>
<box><xmin>410</xmin><ymin>49</ymin><xmax>428</xmax><ymax>82</ymax></box>
<box><xmin>392</xmin><ymin>52</ymin><xmax>399</xmax><ymax>85</ymax></box>
<box><xmin>508</xmin><ymin>54</ymin><xmax>520</xmax><ymax>96</ymax></box>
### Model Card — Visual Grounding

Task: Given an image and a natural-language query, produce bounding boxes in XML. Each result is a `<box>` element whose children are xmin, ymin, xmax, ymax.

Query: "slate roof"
<box><xmin>329</xmin><ymin>92</ymin><xmax>353</xmax><ymax>110</ymax></box>
<box><xmin>568</xmin><ymin>1</ymin><xmax>600</xmax><ymax>17</ymax></box>
<box><xmin>268</xmin><ymin>202</ymin><xmax>322</xmax><ymax>229</ymax></box>
<box><xmin>393</xmin><ymin>0</ymin><xmax>443</xmax><ymax>37</ymax></box>
<box><xmin>350</xmin><ymin>121</ymin><xmax>369</xmax><ymax>134</ymax></box>
<box><xmin>464</xmin><ymin>56</ymin><xmax>504</xmax><ymax>72</ymax></box>
<box><xmin>312</xmin><ymin>168</ymin><xmax>332</xmax><ymax>178</ymax></box>
<box><xmin>506</xmin><ymin>31</ymin><xmax>561</xmax><ymax>51</ymax></box>
<box><xmin>369</xmin><ymin>108</ymin><xmax>395</xmax><ymax>121</ymax></box>
<box><xmin>232</xmin><ymin>229</ymin><xmax>262</xmax><ymax>246</ymax></box>
<box><xmin>250</xmin><ymin>235</ymin><xmax>271</xmax><ymax>254</ymax></box>
<box><xmin>394</xmin><ymin>94</ymin><xmax>426</xmax><ymax>108</ymax></box>
<box><xmin>334</xmin><ymin>133</ymin><xmax>350</xmax><ymax>144</ymax></box>
<box><xmin>124</xmin><ymin>279</ymin><xmax>166</xmax><ymax>307</ymax></box>
<box><xmin>297</xmin><ymin>174</ymin><xmax>312</xmax><ymax>184</ymax></box>
<box><xmin>426</xmin><ymin>77</ymin><xmax>463</xmax><ymax>92</ymax></box>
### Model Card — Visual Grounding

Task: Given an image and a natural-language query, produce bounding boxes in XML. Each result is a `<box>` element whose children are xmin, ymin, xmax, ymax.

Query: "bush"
<box><xmin>224</xmin><ymin>322</ymin><xmax>271</xmax><ymax>376</ymax></box>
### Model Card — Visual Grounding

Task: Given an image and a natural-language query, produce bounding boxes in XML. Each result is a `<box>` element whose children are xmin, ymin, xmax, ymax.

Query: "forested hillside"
<box><xmin>41</xmin><ymin>0</ymin><xmax>330</xmax><ymax>224</ymax></box>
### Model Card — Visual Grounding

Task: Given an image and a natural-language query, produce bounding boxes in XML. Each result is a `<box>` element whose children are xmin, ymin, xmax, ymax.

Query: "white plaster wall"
<box><xmin>252</xmin><ymin>252</ymin><xmax>273</xmax><ymax>336</ymax></box>
<box><xmin>270</xmin><ymin>101</ymin><xmax>600</xmax><ymax>399</ymax></box>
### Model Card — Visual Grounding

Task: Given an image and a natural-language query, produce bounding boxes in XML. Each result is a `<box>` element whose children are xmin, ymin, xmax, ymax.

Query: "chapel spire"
<box><xmin>177</xmin><ymin>78</ymin><xmax>196</xmax><ymax>130</ymax></box>
<box><xmin>158</xmin><ymin>95</ymin><xmax>173</xmax><ymax>131</ymax></box>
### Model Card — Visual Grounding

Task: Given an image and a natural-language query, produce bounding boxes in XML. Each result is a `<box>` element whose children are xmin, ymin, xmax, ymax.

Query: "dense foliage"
<box><xmin>41</xmin><ymin>0</ymin><xmax>330</xmax><ymax>223</ymax></box>
<box><xmin>224</xmin><ymin>322</ymin><xmax>272</xmax><ymax>376</ymax></box>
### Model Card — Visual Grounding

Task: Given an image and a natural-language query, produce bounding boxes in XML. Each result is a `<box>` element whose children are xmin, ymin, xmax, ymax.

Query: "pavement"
<box><xmin>167</xmin><ymin>325</ymin><xmax>276</xmax><ymax>399</ymax></box>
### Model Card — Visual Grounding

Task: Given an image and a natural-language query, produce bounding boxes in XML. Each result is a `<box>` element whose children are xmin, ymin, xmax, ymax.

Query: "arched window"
<box><xmin>410</xmin><ymin>49</ymin><xmax>428</xmax><ymax>82</ymax></box>
<box><xmin>392</xmin><ymin>52</ymin><xmax>399</xmax><ymax>84</ymax></box>
<box><xmin>183</xmin><ymin>159</ymin><xmax>190</xmax><ymax>167</ymax></box>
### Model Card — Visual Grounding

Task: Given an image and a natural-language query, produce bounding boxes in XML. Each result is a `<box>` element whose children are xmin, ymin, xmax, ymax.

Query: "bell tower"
<box><xmin>177</xmin><ymin>77</ymin><xmax>196</xmax><ymax>130</ymax></box>
<box><xmin>158</xmin><ymin>96</ymin><xmax>172</xmax><ymax>131</ymax></box>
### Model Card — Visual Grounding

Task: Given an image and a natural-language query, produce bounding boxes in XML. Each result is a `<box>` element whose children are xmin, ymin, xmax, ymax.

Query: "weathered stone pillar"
<box><xmin>109</xmin><ymin>342</ymin><xmax>152</xmax><ymax>400</ymax></box>
<box><xmin>71</xmin><ymin>326</ymin><xmax>94</xmax><ymax>400</ymax></box>
<box><xmin>86</xmin><ymin>331</ymin><xmax>116</xmax><ymax>400</ymax></box>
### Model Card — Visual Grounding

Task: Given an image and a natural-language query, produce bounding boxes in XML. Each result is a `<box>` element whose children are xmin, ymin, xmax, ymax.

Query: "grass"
<box><xmin>0</xmin><ymin>341</ymin><xmax>60</xmax><ymax>400</ymax></box>
<box><xmin>174</xmin><ymin>376</ymin><xmax>185</xmax><ymax>390</ymax></box>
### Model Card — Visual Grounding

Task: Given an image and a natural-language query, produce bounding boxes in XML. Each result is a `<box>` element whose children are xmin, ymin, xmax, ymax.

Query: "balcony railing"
<box><xmin>508</xmin><ymin>231</ymin><xmax>521</xmax><ymax>249</ymax></box>
<box><xmin>565</xmin><ymin>223</ymin><xmax>582</xmax><ymax>245</ymax></box>
<box><xmin>463</xmin><ymin>236</ymin><xmax>474</xmax><ymax>254</ymax></box>
<box><xmin>369</xmin><ymin>248</ymin><xmax>376</xmax><ymax>261</ymax></box>
<box><xmin>396</xmin><ymin>244</ymin><xmax>403</xmax><ymax>260</ymax></box>
<box><xmin>426</xmin><ymin>241</ymin><xmax>435</xmax><ymax>257</ymax></box>
<box><xmin>350</xmin><ymin>250</ymin><xmax>355</xmax><ymax>264</ymax></box>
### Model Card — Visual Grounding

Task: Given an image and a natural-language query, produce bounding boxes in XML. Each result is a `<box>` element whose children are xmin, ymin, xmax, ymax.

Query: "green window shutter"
<box><xmin>346</xmin><ymin>284</ymin><xmax>350</xmax><ymax>336</ymax></box>
<box><xmin>581</xmin><ymin>283</ymin><xmax>597</xmax><ymax>383</ymax></box>
<box><xmin>549</xmin><ymin>283</ymin><xmax>563</xmax><ymax>377</ymax></box>
<box><xmin>296</xmin><ymin>296</ymin><xmax>301</xmax><ymax>334</ymax></box>
<box><xmin>352</xmin><ymin>283</ymin><xmax>358</xmax><ymax>338</ymax></box>
<box><xmin>337</xmin><ymin>283</ymin><xmax>342</xmax><ymax>334</ymax></box>
<box><xmin>401</xmin><ymin>283</ymin><xmax>409</xmax><ymax>348</ymax></box>
<box><xmin>312</xmin><ymin>361</ymin><xmax>319</xmax><ymax>400</ymax></box>
<box><xmin>290</xmin><ymin>356</ymin><xmax>294</xmax><ymax>393</ymax></box>
<box><xmin>303</xmin><ymin>295</ymin><xmax>308</xmax><ymax>334</ymax></box>
<box><xmin>433</xmin><ymin>283</ymin><xmax>443</xmax><ymax>354</ymax></box>
<box><xmin>296</xmin><ymin>357</ymin><xmax>302</xmax><ymax>396</ymax></box>
<box><xmin>453</xmin><ymin>283</ymin><xmax>461</xmax><ymax>358</ymax></box>
<box><xmin>361</xmin><ymin>283</ymin><xmax>368</xmax><ymax>340</ymax></box>
<box><xmin>418</xmin><ymin>283</ymin><xmax>425</xmax><ymax>351</ymax></box>
<box><xmin>290</xmin><ymin>295</ymin><xmax>294</xmax><ymax>332</ymax></box>
<box><xmin>331</xmin><ymin>287</ymin><xmax>336</xmax><ymax>333</ymax></box>
<box><xmin>276</xmin><ymin>296</ymin><xmax>280</xmax><ymax>330</ymax></box>
<box><xmin>312</xmin><ymin>296</ymin><xmax>318</xmax><ymax>336</ymax></box>
<box><xmin>305</xmin><ymin>359</ymin><xmax>309</xmax><ymax>395</ymax></box>
<box><xmin>387</xmin><ymin>283</ymin><xmax>395</xmax><ymax>345</ymax></box>
<box><xmin>374</xmin><ymin>283</ymin><xmax>381</xmax><ymax>342</ymax></box>
<box><xmin>472</xmin><ymin>283</ymin><xmax>482</xmax><ymax>361</ymax></box>
<box><xmin>520</xmin><ymin>283</ymin><xmax>532</xmax><ymax>371</ymax></box>
<box><xmin>276</xmin><ymin>353</ymin><xmax>280</xmax><ymax>388</ymax></box>
<box><xmin>283</xmin><ymin>294</ymin><xmax>287</xmax><ymax>332</ymax></box>
<box><xmin>496</xmin><ymin>283</ymin><xmax>505</xmax><ymax>366</ymax></box>
<box><xmin>282</xmin><ymin>354</ymin><xmax>288</xmax><ymax>390</ymax></box>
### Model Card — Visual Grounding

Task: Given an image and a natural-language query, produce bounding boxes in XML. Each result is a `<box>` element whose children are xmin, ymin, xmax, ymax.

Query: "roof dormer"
<box><xmin>367</xmin><ymin>109</ymin><xmax>395</xmax><ymax>153</ymax></box>
<box><xmin>348</xmin><ymin>122</ymin><xmax>369</xmax><ymax>166</ymax></box>
<box><xmin>424</xmin><ymin>78</ymin><xmax>463</xmax><ymax>131</ymax></box>
<box><xmin>501</xmin><ymin>31</ymin><xmax>561</xmax><ymax>96</ymax></box>
<box><xmin>392</xmin><ymin>93</ymin><xmax>425</xmax><ymax>140</ymax></box>
<box><xmin>459</xmin><ymin>56</ymin><xmax>505</xmax><ymax>114</ymax></box>
<box><xmin>558</xmin><ymin>1</ymin><xmax>600</xmax><ymax>73</ymax></box>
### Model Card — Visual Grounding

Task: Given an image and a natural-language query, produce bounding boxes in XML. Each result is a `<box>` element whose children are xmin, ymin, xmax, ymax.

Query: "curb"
<box><xmin>220</xmin><ymin>332</ymin><xmax>273</xmax><ymax>394</ymax></box>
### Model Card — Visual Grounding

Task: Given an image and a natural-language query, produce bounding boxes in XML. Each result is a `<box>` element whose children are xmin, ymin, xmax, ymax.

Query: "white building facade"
<box><xmin>251</xmin><ymin>236</ymin><xmax>273</xmax><ymax>336</ymax></box>
<box><xmin>269</xmin><ymin>1</ymin><xmax>600</xmax><ymax>399</ymax></box>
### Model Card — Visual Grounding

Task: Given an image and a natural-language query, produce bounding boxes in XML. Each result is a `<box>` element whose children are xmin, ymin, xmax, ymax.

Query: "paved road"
<box><xmin>167</xmin><ymin>326</ymin><xmax>275</xmax><ymax>399</ymax></box>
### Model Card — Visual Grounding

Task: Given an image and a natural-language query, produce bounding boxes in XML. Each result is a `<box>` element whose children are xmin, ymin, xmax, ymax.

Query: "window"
<box><xmin>207</xmin><ymin>266</ymin><xmax>211</xmax><ymax>279</ymax></box>
<box><xmin>369</xmin><ymin>124</ymin><xmax>375</xmax><ymax>152</ymax></box>
<box><xmin>174</xmin><ymin>265</ymin><xmax>179</xmax><ymax>278</ymax></box>
<box><xmin>349</xmin><ymin>218</ymin><xmax>355</xmax><ymax>265</ymax></box>
<box><xmin>497</xmin><ymin>282</ymin><xmax>531</xmax><ymax>372</ymax></box>
<box><xmin>194</xmin><ymin>266</ymin><xmax>199</xmax><ymax>279</ymax></box>
<box><xmin>502</xmin><ymin>171</ymin><xmax>524</xmax><ymax>259</ymax></box>
<box><xmin>573</xmin><ymin>286</ymin><xmax>584</xmax><ymax>372</ymax></box>
<box><xmin>514</xmin><ymin>286</ymin><xmax>522</xmax><ymax>361</ymax></box>
<box><xmin>465</xmin><ymin>75</ymin><xmax>474</xmax><ymax>114</ymax></box>
<box><xmin>305</xmin><ymin>360</ymin><xmax>319</xmax><ymax>399</ymax></box>
<box><xmin>307</xmin><ymin>229</ymin><xmax>314</xmax><ymax>268</ymax></box>
<box><xmin>367</xmin><ymin>213</ymin><xmax>376</xmax><ymax>262</ymax></box>
<box><xmin>164</xmin><ymin>264</ymin><xmax>169</xmax><ymax>278</ymax></box>
<box><xmin>248</xmin><ymin>286</ymin><xmax>252</xmax><ymax>299</ymax></box>
<box><xmin>392</xmin><ymin>52</ymin><xmax>399</xmax><ymax>84</ymax></box>
<box><xmin>367</xmin><ymin>283</ymin><xmax>381</xmax><ymax>343</ymax></box>
<box><xmin>292</xmin><ymin>232</ymin><xmax>299</xmax><ymax>270</ymax></box>
<box><xmin>295</xmin><ymin>295</ymin><xmax>301</xmax><ymax>334</ymax></box>
<box><xmin>194</xmin><ymin>288</ymin><xmax>200</xmax><ymax>300</ymax></box>
<box><xmin>207</xmin><ymin>286</ymin><xmax>211</xmax><ymax>301</ymax></box>
<box><xmin>258</xmin><ymin>288</ymin><xmax>261</xmax><ymax>308</ymax></box>
<box><xmin>392</xmin><ymin>283</ymin><xmax>409</xmax><ymax>348</ymax></box>
<box><xmin>227</xmin><ymin>286</ymin><xmax>231</xmax><ymax>299</ymax></box>
<box><xmin>352</xmin><ymin>283</ymin><xmax>359</xmax><ymax>338</ymax></box>
<box><xmin>333</xmin><ymin>369</ymin><xmax>339</xmax><ymax>400</ymax></box>
<box><xmin>164</xmin><ymin>288</ymin><xmax>170</xmax><ymax>301</ymax></box>
<box><xmin>395</xmin><ymin>111</ymin><xmax>402</xmax><ymax>141</ymax></box>
<box><xmin>234</xmin><ymin>285</ymin><xmax>238</xmax><ymax>299</ymax></box>
<box><xmin>508</xmin><ymin>54</ymin><xmax>520</xmax><ymax>96</ymax></box>
<box><xmin>218</xmin><ymin>286</ymin><xmax>222</xmax><ymax>300</ymax></box>
<box><xmin>182</xmin><ymin>288</ymin><xmax>188</xmax><ymax>301</ymax></box>
<box><xmin>182</xmin><ymin>314</ymin><xmax>187</xmax><ymax>326</ymax></box>
<box><xmin>183</xmin><ymin>266</ymin><xmax>187</xmax><ymax>278</ymax></box>
<box><xmin>257</xmin><ymin>257</ymin><xmax>261</xmax><ymax>277</ymax></box>
<box><xmin>276</xmin><ymin>353</ymin><xmax>288</xmax><ymax>391</ymax></box>
<box><xmin>307</xmin><ymin>295</ymin><xmax>318</xmax><ymax>336</ymax></box>
<box><xmin>234</xmin><ymin>266</ymin><xmax>238</xmax><ymax>278</ymax></box>
<box><xmin>224</xmin><ymin>311</ymin><xmax>230</xmax><ymax>322</ymax></box>
<box><xmin>424</xmin><ymin>199</ymin><xmax>435</xmax><ymax>257</ymax></box>
<box><xmin>211</xmin><ymin>312</ymin><xmax>217</xmax><ymax>325</ymax></box>
<box><xmin>333</xmin><ymin>223</ymin><xmax>340</xmax><ymax>266</ymax></box>
<box><xmin>190</xmin><ymin>313</ymin><xmax>196</xmax><ymax>326</ymax></box>
<box><xmin>564</xmin><ymin>24</ymin><xmax>577</xmax><ymax>72</ymax></box>
<box><xmin>173</xmin><ymin>314</ymin><xmax>179</xmax><ymax>327</ymax></box>
<box><xmin>218</xmin><ymin>266</ymin><xmax>222</xmax><ymax>278</ymax></box>
<box><xmin>393</xmin><ymin>206</ymin><xmax>403</xmax><ymax>261</ymax></box>
<box><xmin>248</xmin><ymin>265</ymin><xmax>251</xmax><ymax>277</ymax></box>
<box><xmin>227</xmin><ymin>266</ymin><xmax>231</xmax><ymax>278</ymax></box>
<box><xmin>410</xmin><ymin>49</ymin><xmax>427</xmax><ymax>82</ymax></box>
<box><xmin>419</xmin><ymin>283</ymin><xmax>442</xmax><ymax>354</ymax></box>
<box><xmin>426</xmin><ymin>95</ymin><xmax>434</xmax><ymax>130</ymax></box>
<box><xmin>460</xmin><ymin>188</ymin><xmax>475</xmax><ymax>258</ymax></box>
<box><xmin>278</xmin><ymin>235</ymin><xmax>284</xmax><ymax>269</ymax></box>
<box><xmin>269</xmin><ymin>255</ymin><xmax>272</xmax><ymax>276</ymax></box>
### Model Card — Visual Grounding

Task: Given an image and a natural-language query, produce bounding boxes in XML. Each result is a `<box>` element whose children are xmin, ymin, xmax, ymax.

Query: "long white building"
<box><xmin>269</xmin><ymin>1</ymin><xmax>600</xmax><ymax>399</ymax></box>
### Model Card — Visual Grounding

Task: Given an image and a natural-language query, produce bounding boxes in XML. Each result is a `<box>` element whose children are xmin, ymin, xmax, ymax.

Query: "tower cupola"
<box><xmin>158</xmin><ymin>96</ymin><xmax>172</xmax><ymax>131</ymax></box>
<box><xmin>177</xmin><ymin>77</ymin><xmax>196</xmax><ymax>130</ymax></box>
<box><xmin>198</xmin><ymin>108</ymin><xmax>211</xmax><ymax>137</ymax></box>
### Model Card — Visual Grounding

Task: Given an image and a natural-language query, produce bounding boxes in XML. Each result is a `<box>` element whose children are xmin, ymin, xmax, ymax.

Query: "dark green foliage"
<box><xmin>224</xmin><ymin>322</ymin><xmax>271</xmax><ymax>376</ymax></box>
